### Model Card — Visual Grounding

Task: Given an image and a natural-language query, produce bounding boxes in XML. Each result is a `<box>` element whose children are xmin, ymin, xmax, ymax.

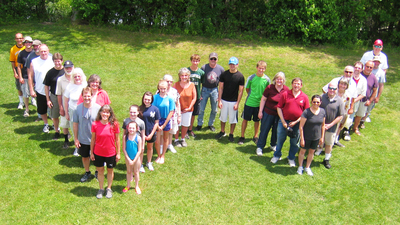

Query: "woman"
<box><xmin>64</xmin><ymin>68</ymin><xmax>87</xmax><ymax>156</ymax></box>
<box><xmin>163</xmin><ymin>75</ymin><xmax>181</xmax><ymax>153</ymax></box>
<box><xmin>90</xmin><ymin>104</ymin><xmax>120</xmax><ymax>199</ymax></box>
<box><xmin>298</xmin><ymin>95</ymin><xmax>326</xmax><ymax>176</ymax></box>
<box><xmin>173</xmin><ymin>68</ymin><xmax>196</xmax><ymax>148</ymax></box>
<box><xmin>78</xmin><ymin>74</ymin><xmax>111</xmax><ymax>106</ymax></box>
<box><xmin>153</xmin><ymin>80</ymin><xmax>175</xmax><ymax>164</ymax></box>
<box><xmin>256</xmin><ymin>72</ymin><xmax>290</xmax><ymax>156</ymax></box>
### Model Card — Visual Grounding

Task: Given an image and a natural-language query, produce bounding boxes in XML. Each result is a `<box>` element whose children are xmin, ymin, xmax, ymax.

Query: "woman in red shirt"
<box><xmin>90</xmin><ymin>104</ymin><xmax>120</xmax><ymax>199</ymax></box>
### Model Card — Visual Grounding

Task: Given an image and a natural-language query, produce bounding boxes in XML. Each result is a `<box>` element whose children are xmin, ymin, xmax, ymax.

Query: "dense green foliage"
<box><xmin>1</xmin><ymin>0</ymin><xmax>400</xmax><ymax>45</ymax></box>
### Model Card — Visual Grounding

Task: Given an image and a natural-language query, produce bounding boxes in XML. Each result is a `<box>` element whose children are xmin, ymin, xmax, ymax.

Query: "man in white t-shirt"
<box><xmin>360</xmin><ymin>39</ymin><xmax>388</xmax><ymax>74</ymax></box>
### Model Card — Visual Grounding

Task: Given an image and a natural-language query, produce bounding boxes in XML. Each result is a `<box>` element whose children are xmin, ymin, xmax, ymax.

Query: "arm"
<box><xmin>277</xmin><ymin>107</ymin><xmax>287</xmax><ymax>128</ymax></box>
<box><xmin>115</xmin><ymin>131</ymin><xmax>121</xmax><ymax>162</ymax></box>
<box><xmin>320</xmin><ymin>118</ymin><xmax>326</xmax><ymax>146</ymax></box>
<box><xmin>245</xmin><ymin>88</ymin><xmax>250</xmax><ymax>94</ymax></box>
<box><xmin>45</xmin><ymin>86</ymin><xmax>53</xmax><ymax>108</ymax></box>
<box><xmin>140</xmin><ymin>129</ymin><xmax>145</xmax><ymax>151</ymax></box>
<box><xmin>28</xmin><ymin>63</ymin><xmax>36</xmax><ymax>97</ymax></box>
<box><xmin>57</xmin><ymin>95</ymin><xmax>65</xmax><ymax>116</ymax></box>
<box><xmin>375</xmin><ymin>83</ymin><xmax>384</xmax><ymax>103</ymax></box>
<box><xmin>325</xmin><ymin>116</ymin><xmax>343</xmax><ymax>130</ymax></box>
<box><xmin>348</xmin><ymin>98</ymin><xmax>355</xmax><ymax>115</ymax></box>
<box><xmin>299</xmin><ymin>117</ymin><xmax>307</xmax><ymax>147</ymax></box>
<box><xmin>218</xmin><ymin>82</ymin><xmax>224</xmax><ymax>109</ymax></box>
<box><xmin>17</xmin><ymin>66</ymin><xmax>24</xmax><ymax>84</ymax></box>
<box><xmin>366</xmin><ymin>87</ymin><xmax>378</xmax><ymax>106</ymax></box>
<box><xmin>187</xmin><ymin>86</ymin><xmax>197</xmax><ymax>112</ymax></box>
<box><xmin>11</xmin><ymin>61</ymin><xmax>19</xmax><ymax>79</ymax></box>
<box><xmin>132</xmin><ymin>136</ymin><xmax>143</xmax><ymax>164</ymax></box>
<box><xmin>147</xmin><ymin>120</ymin><xmax>159</xmax><ymax>141</ymax></box>
<box><xmin>234</xmin><ymin>85</ymin><xmax>244</xmax><ymax>111</ymax></box>
<box><xmin>122</xmin><ymin>134</ymin><xmax>132</xmax><ymax>163</ymax></box>
<box><xmin>64</xmin><ymin>96</ymin><xmax>70</xmax><ymax>121</ymax></box>
<box><xmin>73</xmin><ymin>122</ymin><xmax>80</xmax><ymax>148</ymax></box>
<box><xmin>163</xmin><ymin>111</ymin><xmax>174</xmax><ymax>128</ymax></box>
<box><xmin>90</xmin><ymin>132</ymin><xmax>96</xmax><ymax>161</ymax></box>
<box><xmin>258</xmin><ymin>95</ymin><xmax>267</xmax><ymax>120</ymax></box>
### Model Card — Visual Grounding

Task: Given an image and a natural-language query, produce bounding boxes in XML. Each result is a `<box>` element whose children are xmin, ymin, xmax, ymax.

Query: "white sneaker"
<box><xmin>256</xmin><ymin>148</ymin><xmax>263</xmax><ymax>156</ymax></box>
<box><xmin>297</xmin><ymin>166</ymin><xmax>303</xmax><ymax>175</ymax></box>
<box><xmin>73</xmin><ymin>148</ymin><xmax>80</xmax><ymax>157</ymax></box>
<box><xmin>17</xmin><ymin>102</ymin><xmax>24</xmax><ymax>110</ymax></box>
<box><xmin>140</xmin><ymin>165</ymin><xmax>145</xmax><ymax>173</ymax></box>
<box><xmin>288</xmin><ymin>159</ymin><xmax>296</xmax><ymax>167</ymax></box>
<box><xmin>146</xmin><ymin>162</ymin><xmax>154</xmax><ymax>171</ymax></box>
<box><xmin>315</xmin><ymin>147</ymin><xmax>323</xmax><ymax>156</ymax></box>
<box><xmin>43</xmin><ymin>124</ymin><xmax>50</xmax><ymax>133</ymax></box>
<box><xmin>23</xmin><ymin>111</ymin><xmax>29</xmax><ymax>117</ymax></box>
<box><xmin>270</xmin><ymin>145</ymin><xmax>276</xmax><ymax>151</ymax></box>
<box><xmin>168</xmin><ymin>144</ymin><xmax>177</xmax><ymax>153</ymax></box>
<box><xmin>305</xmin><ymin>168</ymin><xmax>314</xmax><ymax>176</ymax></box>
<box><xmin>365</xmin><ymin>117</ymin><xmax>371</xmax><ymax>123</ymax></box>
<box><xmin>31</xmin><ymin>98</ymin><xmax>37</xmax><ymax>107</ymax></box>
<box><xmin>270</xmin><ymin>157</ymin><xmax>280</xmax><ymax>164</ymax></box>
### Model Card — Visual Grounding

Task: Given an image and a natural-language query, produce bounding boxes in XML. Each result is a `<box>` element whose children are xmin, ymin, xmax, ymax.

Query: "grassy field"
<box><xmin>1</xmin><ymin>23</ymin><xmax>400</xmax><ymax>224</ymax></box>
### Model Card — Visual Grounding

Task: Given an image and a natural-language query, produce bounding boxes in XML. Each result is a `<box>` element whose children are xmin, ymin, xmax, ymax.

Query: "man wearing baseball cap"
<box><xmin>9</xmin><ymin>33</ymin><xmax>25</xmax><ymax>110</ymax></box>
<box><xmin>360</xmin><ymin>39</ymin><xmax>388</xmax><ymax>74</ymax></box>
<box><xmin>215</xmin><ymin>56</ymin><xmax>245</xmax><ymax>142</ymax></box>
<box><xmin>17</xmin><ymin>36</ymin><xmax>34</xmax><ymax>117</ymax></box>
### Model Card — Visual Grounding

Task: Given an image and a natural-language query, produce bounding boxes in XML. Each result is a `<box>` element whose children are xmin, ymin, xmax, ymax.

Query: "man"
<box><xmin>349</xmin><ymin>61</ymin><xmax>367</xmax><ymax>137</ymax></box>
<box><xmin>73</xmin><ymin>87</ymin><xmax>101</xmax><ymax>182</ymax></box>
<box><xmin>362</xmin><ymin>56</ymin><xmax>386</xmax><ymax>124</ymax></box>
<box><xmin>360</xmin><ymin>39</ymin><xmax>388</xmax><ymax>74</ymax></box>
<box><xmin>17</xmin><ymin>36</ymin><xmax>33</xmax><ymax>117</ymax></box>
<box><xmin>322</xmin><ymin>66</ymin><xmax>357</xmax><ymax>145</ymax></box>
<box><xmin>25</xmin><ymin>39</ymin><xmax>43</xmax><ymax>118</ymax></box>
<box><xmin>43</xmin><ymin>53</ymin><xmax>65</xmax><ymax>140</ymax></box>
<box><xmin>196</xmin><ymin>53</ymin><xmax>225</xmax><ymax>132</ymax></box>
<box><xmin>271</xmin><ymin>78</ymin><xmax>309</xmax><ymax>167</ymax></box>
<box><xmin>354</xmin><ymin>60</ymin><xmax>378</xmax><ymax>133</ymax></box>
<box><xmin>56</xmin><ymin>60</ymin><xmax>74</xmax><ymax>149</ymax></box>
<box><xmin>187</xmin><ymin>54</ymin><xmax>205</xmax><ymax>138</ymax></box>
<box><xmin>9</xmin><ymin>33</ymin><xmax>25</xmax><ymax>109</ymax></box>
<box><xmin>215</xmin><ymin>57</ymin><xmax>245</xmax><ymax>142</ymax></box>
<box><xmin>316</xmin><ymin>82</ymin><xmax>344</xmax><ymax>169</ymax></box>
<box><xmin>29</xmin><ymin>44</ymin><xmax>55</xmax><ymax>133</ymax></box>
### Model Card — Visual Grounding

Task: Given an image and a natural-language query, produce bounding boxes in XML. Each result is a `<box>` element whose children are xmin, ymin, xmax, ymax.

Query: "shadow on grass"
<box><xmin>14</xmin><ymin>125</ymin><xmax>58</xmax><ymax>141</ymax></box>
<box><xmin>54</xmin><ymin>173</ymin><xmax>86</xmax><ymax>183</ymax></box>
<box><xmin>59</xmin><ymin>156</ymin><xmax>84</xmax><ymax>168</ymax></box>
<box><xmin>70</xmin><ymin>186</ymin><xmax>99</xmax><ymax>197</ymax></box>
<box><xmin>186</xmin><ymin>131</ymin><xmax>217</xmax><ymax>141</ymax></box>
<box><xmin>41</xmin><ymin>141</ymin><xmax>75</xmax><ymax>156</ymax></box>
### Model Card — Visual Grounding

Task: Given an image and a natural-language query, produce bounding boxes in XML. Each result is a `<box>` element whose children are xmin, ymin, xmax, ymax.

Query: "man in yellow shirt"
<box><xmin>9</xmin><ymin>33</ymin><xmax>25</xmax><ymax>109</ymax></box>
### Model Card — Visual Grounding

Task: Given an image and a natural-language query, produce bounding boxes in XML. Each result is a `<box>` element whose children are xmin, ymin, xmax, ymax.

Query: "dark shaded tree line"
<box><xmin>1</xmin><ymin>0</ymin><xmax>399</xmax><ymax>45</ymax></box>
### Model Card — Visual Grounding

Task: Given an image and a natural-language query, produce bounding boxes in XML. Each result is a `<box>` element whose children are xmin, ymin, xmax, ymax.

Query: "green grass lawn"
<box><xmin>1</xmin><ymin>23</ymin><xmax>400</xmax><ymax>224</ymax></box>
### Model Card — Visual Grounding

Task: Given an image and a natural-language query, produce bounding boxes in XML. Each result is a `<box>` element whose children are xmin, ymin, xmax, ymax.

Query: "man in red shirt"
<box><xmin>270</xmin><ymin>78</ymin><xmax>310</xmax><ymax>167</ymax></box>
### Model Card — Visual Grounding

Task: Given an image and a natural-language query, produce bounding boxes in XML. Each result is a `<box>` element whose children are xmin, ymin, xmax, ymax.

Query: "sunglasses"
<box><xmin>328</xmin><ymin>87</ymin><xmax>337</xmax><ymax>90</ymax></box>
<box><xmin>210</xmin><ymin>58</ymin><xmax>217</xmax><ymax>61</ymax></box>
<box><xmin>344</xmin><ymin>71</ymin><xmax>353</xmax><ymax>74</ymax></box>
<box><xmin>374</xmin><ymin>45</ymin><xmax>382</xmax><ymax>48</ymax></box>
<box><xmin>312</xmin><ymin>101</ymin><xmax>320</xmax><ymax>104</ymax></box>
<box><xmin>366</xmin><ymin>66</ymin><xmax>373</xmax><ymax>69</ymax></box>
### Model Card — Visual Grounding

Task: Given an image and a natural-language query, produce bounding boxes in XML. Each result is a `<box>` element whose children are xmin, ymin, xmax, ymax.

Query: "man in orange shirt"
<box><xmin>9</xmin><ymin>33</ymin><xmax>25</xmax><ymax>109</ymax></box>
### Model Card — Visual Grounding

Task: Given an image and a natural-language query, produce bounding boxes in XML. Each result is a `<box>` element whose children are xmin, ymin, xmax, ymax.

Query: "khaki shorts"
<box><xmin>48</xmin><ymin>93</ymin><xmax>60</xmax><ymax>118</ymax></box>
<box><xmin>324</xmin><ymin>131</ymin><xmax>335</xmax><ymax>146</ymax></box>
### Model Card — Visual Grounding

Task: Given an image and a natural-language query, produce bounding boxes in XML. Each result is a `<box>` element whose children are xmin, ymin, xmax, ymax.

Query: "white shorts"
<box><xmin>324</xmin><ymin>131</ymin><xmax>335</xmax><ymax>146</ymax></box>
<box><xmin>356</xmin><ymin>101</ymin><xmax>368</xmax><ymax>117</ymax></box>
<box><xmin>60</xmin><ymin>115</ymin><xmax>70</xmax><ymax>129</ymax></box>
<box><xmin>219</xmin><ymin>100</ymin><xmax>238</xmax><ymax>124</ymax></box>
<box><xmin>178</xmin><ymin>112</ymin><xmax>193</xmax><ymax>127</ymax></box>
<box><xmin>169</xmin><ymin>117</ymin><xmax>179</xmax><ymax>134</ymax></box>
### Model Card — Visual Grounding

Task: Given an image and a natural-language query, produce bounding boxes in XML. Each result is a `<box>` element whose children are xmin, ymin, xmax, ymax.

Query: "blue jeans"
<box><xmin>257</xmin><ymin>111</ymin><xmax>279</xmax><ymax>149</ymax></box>
<box><xmin>197</xmin><ymin>87</ymin><xmax>218</xmax><ymax>127</ymax></box>
<box><xmin>274</xmin><ymin>120</ymin><xmax>300</xmax><ymax>160</ymax></box>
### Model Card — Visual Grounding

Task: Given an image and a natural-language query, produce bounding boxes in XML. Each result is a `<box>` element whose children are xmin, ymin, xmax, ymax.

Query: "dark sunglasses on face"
<box><xmin>312</xmin><ymin>101</ymin><xmax>320</xmax><ymax>104</ymax></box>
<box><xmin>344</xmin><ymin>71</ymin><xmax>353</xmax><ymax>74</ymax></box>
<box><xmin>374</xmin><ymin>45</ymin><xmax>382</xmax><ymax>48</ymax></box>
<box><xmin>328</xmin><ymin>87</ymin><xmax>337</xmax><ymax>90</ymax></box>
<box><xmin>210</xmin><ymin>58</ymin><xmax>217</xmax><ymax>61</ymax></box>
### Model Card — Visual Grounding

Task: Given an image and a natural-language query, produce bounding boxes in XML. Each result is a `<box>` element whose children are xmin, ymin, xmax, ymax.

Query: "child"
<box><xmin>122</xmin><ymin>105</ymin><xmax>146</xmax><ymax>172</ymax></box>
<box><xmin>238</xmin><ymin>60</ymin><xmax>270</xmax><ymax>145</ymax></box>
<box><xmin>187</xmin><ymin>54</ymin><xmax>204</xmax><ymax>138</ymax></box>
<box><xmin>122</xmin><ymin>121</ymin><xmax>143</xmax><ymax>194</ymax></box>
<box><xmin>153</xmin><ymin>80</ymin><xmax>175</xmax><ymax>164</ymax></box>
<box><xmin>139</xmin><ymin>91</ymin><xmax>160</xmax><ymax>171</ymax></box>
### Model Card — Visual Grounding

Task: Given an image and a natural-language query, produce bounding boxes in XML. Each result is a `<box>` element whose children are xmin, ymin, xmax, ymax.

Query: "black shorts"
<box><xmin>78</xmin><ymin>144</ymin><xmax>91</xmax><ymax>158</ymax></box>
<box><xmin>93</xmin><ymin>154</ymin><xmax>116</xmax><ymax>168</ymax></box>
<box><xmin>302</xmin><ymin>139</ymin><xmax>319</xmax><ymax>150</ymax></box>
<box><xmin>242</xmin><ymin>105</ymin><xmax>260</xmax><ymax>122</ymax></box>
<box><xmin>192</xmin><ymin>99</ymin><xmax>201</xmax><ymax>116</ymax></box>
<box><xmin>146</xmin><ymin>132</ymin><xmax>157</xmax><ymax>143</ymax></box>
<box><xmin>36</xmin><ymin>92</ymin><xmax>48</xmax><ymax>115</ymax></box>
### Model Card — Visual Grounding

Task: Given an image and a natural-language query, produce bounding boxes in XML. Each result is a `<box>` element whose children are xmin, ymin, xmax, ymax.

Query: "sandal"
<box><xmin>122</xmin><ymin>187</ymin><xmax>130</xmax><ymax>193</ymax></box>
<box><xmin>354</xmin><ymin>129</ymin><xmax>361</xmax><ymax>136</ymax></box>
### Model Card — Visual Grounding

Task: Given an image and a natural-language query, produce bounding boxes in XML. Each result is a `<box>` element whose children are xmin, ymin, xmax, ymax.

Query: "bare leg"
<box><xmin>241</xmin><ymin>120</ymin><xmax>248</xmax><ymax>137</ymax></box>
<box><xmin>97</xmin><ymin>166</ymin><xmax>105</xmax><ymax>190</ymax></box>
<box><xmin>106</xmin><ymin>168</ymin><xmax>114</xmax><ymax>190</ymax></box>
<box><xmin>230</xmin><ymin>123</ymin><xmax>236</xmax><ymax>135</ymax></box>
<box><xmin>298</xmin><ymin>148</ymin><xmax>306</xmax><ymax>167</ymax></box>
<box><xmin>306</xmin><ymin>149</ymin><xmax>315</xmax><ymax>168</ymax></box>
<box><xmin>220</xmin><ymin>121</ymin><xmax>226</xmax><ymax>133</ymax></box>
<box><xmin>181</xmin><ymin>126</ymin><xmax>189</xmax><ymax>139</ymax></box>
<box><xmin>134</xmin><ymin>159</ymin><xmax>141</xmax><ymax>194</ymax></box>
<box><xmin>147</xmin><ymin>142</ymin><xmax>154</xmax><ymax>163</ymax></box>
<box><xmin>254</xmin><ymin>121</ymin><xmax>260</xmax><ymax>138</ymax></box>
<box><xmin>82</xmin><ymin>157</ymin><xmax>90</xmax><ymax>172</ymax></box>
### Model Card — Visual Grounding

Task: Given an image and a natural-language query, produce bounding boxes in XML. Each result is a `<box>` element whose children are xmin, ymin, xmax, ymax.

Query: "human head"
<box><xmin>354</xmin><ymin>61</ymin><xmax>363</xmax><ymax>75</ymax></box>
<box><xmin>23</xmin><ymin>36</ymin><xmax>33</xmax><ymax>49</ymax></box>
<box><xmin>81</xmin><ymin>87</ymin><xmax>93</xmax><ymax>105</ymax></box>
<box><xmin>229</xmin><ymin>57</ymin><xmax>239</xmax><ymax>72</ymax></box>
<box><xmin>39</xmin><ymin>44</ymin><xmax>49</xmax><ymax>60</ymax></box>
<box><xmin>178</xmin><ymin>67</ymin><xmax>190</xmax><ymax>82</ymax></box>
<box><xmin>87</xmin><ymin>74</ymin><xmax>102</xmax><ymax>90</ymax></box>
<box><xmin>256</xmin><ymin>60</ymin><xmax>267</xmax><ymax>75</ymax></box>
<box><xmin>158</xmin><ymin>80</ymin><xmax>168</xmax><ymax>94</ymax></box>
<box><xmin>129</xmin><ymin>104</ymin><xmax>139</xmax><ymax>119</ymax></box>
<box><xmin>372</xmin><ymin>55</ymin><xmax>381</xmax><ymax>69</ymax></box>
<box><xmin>209</xmin><ymin>52</ymin><xmax>218</xmax><ymax>66</ymax></box>
<box><xmin>15</xmin><ymin>33</ymin><xmax>23</xmax><ymax>46</ymax></box>
<box><xmin>190</xmin><ymin>54</ymin><xmax>201</xmax><ymax>62</ymax></box>
<box><xmin>338</xmin><ymin>77</ymin><xmax>350</xmax><ymax>91</ymax></box>
<box><xmin>311</xmin><ymin>95</ymin><xmax>322</xmax><ymax>106</ymax></box>
<box><xmin>96</xmin><ymin>104</ymin><xmax>116</xmax><ymax>124</ymax></box>
<box><xmin>71</xmin><ymin>67</ymin><xmax>86</xmax><ymax>84</ymax></box>
<box><xmin>291</xmin><ymin>78</ymin><xmax>303</xmax><ymax>92</ymax></box>
<box><xmin>126</xmin><ymin>121</ymin><xmax>138</xmax><ymax>136</ymax></box>
<box><xmin>373</xmin><ymin>39</ymin><xmax>383</xmax><ymax>53</ymax></box>
<box><xmin>52</xmin><ymin>53</ymin><xmax>63</xmax><ymax>70</ymax></box>
<box><xmin>23</xmin><ymin>36</ymin><xmax>33</xmax><ymax>43</ymax></box>
<box><xmin>63</xmin><ymin>60</ymin><xmax>74</xmax><ymax>75</ymax></box>
<box><xmin>272</xmin><ymin>72</ymin><xmax>286</xmax><ymax>85</ymax></box>
<box><xmin>343</xmin><ymin>66</ymin><xmax>354</xmax><ymax>78</ymax></box>
<box><xmin>327</xmin><ymin>82</ymin><xmax>338</xmax><ymax>98</ymax></box>
<box><xmin>141</xmin><ymin>91</ymin><xmax>154</xmax><ymax>107</ymax></box>
<box><xmin>363</xmin><ymin>60</ymin><xmax>374</xmax><ymax>75</ymax></box>
<box><xmin>32</xmin><ymin>40</ymin><xmax>41</xmax><ymax>52</ymax></box>
<box><xmin>163</xmin><ymin>74</ymin><xmax>174</xmax><ymax>89</ymax></box>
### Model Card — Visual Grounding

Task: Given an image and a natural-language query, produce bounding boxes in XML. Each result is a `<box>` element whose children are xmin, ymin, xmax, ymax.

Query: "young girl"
<box><xmin>139</xmin><ymin>92</ymin><xmax>160</xmax><ymax>171</ymax></box>
<box><xmin>122</xmin><ymin>105</ymin><xmax>146</xmax><ymax>173</ymax></box>
<box><xmin>122</xmin><ymin>121</ymin><xmax>143</xmax><ymax>194</ymax></box>
<box><xmin>153</xmin><ymin>80</ymin><xmax>175</xmax><ymax>164</ymax></box>
<box><xmin>90</xmin><ymin>104</ymin><xmax>120</xmax><ymax>199</ymax></box>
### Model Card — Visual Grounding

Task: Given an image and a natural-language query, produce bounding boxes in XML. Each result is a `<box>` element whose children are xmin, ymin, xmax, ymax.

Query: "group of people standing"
<box><xmin>9</xmin><ymin>32</ymin><xmax>388</xmax><ymax>198</ymax></box>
